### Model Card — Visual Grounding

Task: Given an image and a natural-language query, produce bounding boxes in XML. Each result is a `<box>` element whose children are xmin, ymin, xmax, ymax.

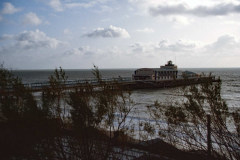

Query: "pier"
<box><xmin>0</xmin><ymin>76</ymin><xmax>220</xmax><ymax>94</ymax></box>
<box><xmin>128</xmin><ymin>76</ymin><xmax>220</xmax><ymax>89</ymax></box>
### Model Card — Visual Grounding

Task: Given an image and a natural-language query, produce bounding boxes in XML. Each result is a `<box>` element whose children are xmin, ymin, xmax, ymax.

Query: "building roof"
<box><xmin>135</xmin><ymin>68</ymin><xmax>177</xmax><ymax>72</ymax></box>
<box><xmin>182</xmin><ymin>70</ymin><xmax>197</xmax><ymax>75</ymax></box>
<box><xmin>134</xmin><ymin>61</ymin><xmax>178</xmax><ymax>72</ymax></box>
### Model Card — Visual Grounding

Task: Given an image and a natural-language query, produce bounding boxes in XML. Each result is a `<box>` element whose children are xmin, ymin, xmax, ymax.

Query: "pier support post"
<box><xmin>207</xmin><ymin>114</ymin><xmax>212</xmax><ymax>160</ymax></box>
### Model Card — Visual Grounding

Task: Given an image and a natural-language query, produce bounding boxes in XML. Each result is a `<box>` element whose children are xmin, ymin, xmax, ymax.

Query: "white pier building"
<box><xmin>133</xmin><ymin>61</ymin><xmax>178</xmax><ymax>81</ymax></box>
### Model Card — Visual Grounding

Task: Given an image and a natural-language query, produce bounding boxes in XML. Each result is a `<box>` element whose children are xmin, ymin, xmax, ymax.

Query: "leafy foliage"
<box><xmin>0</xmin><ymin>65</ymin><xmax>136</xmax><ymax>159</ymax></box>
<box><xmin>148</xmin><ymin>77</ymin><xmax>240</xmax><ymax>160</ymax></box>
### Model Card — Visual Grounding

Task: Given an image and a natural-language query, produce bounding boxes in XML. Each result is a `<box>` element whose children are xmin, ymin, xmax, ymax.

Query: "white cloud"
<box><xmin>1</xmin><ymin>2</ymin><xmax>21</xmax><ymax>14</ymax></box>
<box><xmin>130</xmin><ymin>42</ymin><xmax>153</xmax><ymax>54</ymax></box>
<box><xmin>0</xmin><ymin>15</ymin><xmax>2</xmax><ymax>21</ymax></box>
<box><xmin>49</xmin><ymin>0</ymin><xmax>63</xmax><ymax>12</ymax></box>
<box><xmin>130</xmin><ymin>39</ymin><xmax>197</xmax><ymax>55</ymax></box>
<box><xmin>63</xmin><ymin>28</ymin><xmax>71</xmax><ymax>35</ymax></box>
<box><xmin>159</xmin><ymin>40</ymin><xmax>197</xmax><ymax>51</ymax></box>
<box><xmin>130</xmin><ymin>35</ymin><xmax>240</xmax><ymax>57</ymax></box>
<box><xmin>223</xmin><ymin>20</ymin><xmax>240</xmax><ymax>25</ymax></box>
<box><xmin>65</xmin><ymin>2</ymin><xmax>96</xmax><ymax>9</ymax></box>
<box><xmin>169</xmin><ymin>16</ymin><xmax>191</xmax><ymax>25</ymax></box>
<box><xmin>95</xmin><ymin>5</ymin><xmax>113</xmax><ymax>13</ymax></box>
<box><xmin>65</xmin><ymin>0</ymin><xmax>110</xmax><ymax>8</ymax></box>
<box><xmin>129</xmin><ymin>0</ymin><xmax>240</xmax><ymax>18</ymax></box>
<box><xmin>64</xmin><ymin>46</ymin><xmax>93</xmax><ymax>56</ymax></box>
<box><xmin>204</xmin><ymin>35</ymin><xmax>240</xmax><ymax>55</ymax></box>
<box><xmin>48</xmin><ymin>0</ymin><xmax>110</xmax><ymax>11</ymax></box>
<box><xmin>23</xmin><ymin>12</ymin><xmax>42</xmax><ymax>26</ymax></box>
<box><xmin>100</xmin><ymin>18</ymin><xmax>111</xmax><ymax>22</ymax></box>
<box><xmin>149</xmin><ymin>3</ymin><xmax>240</xmax><ymax>17</ymax></box>
<box><xmin>136</xmin><ymin>28</ymin><xmax>154</xmax><ymax>33</ymax></box>
<box><xmin>0</xmin><ymin>30</ymin><xmax>64</xmax><ymax>54</ymax></box>
<box><xmin>0</xmin><ymin>34</ymin><xmax>14</xmax><ymax>41</ymax></box>
<box><xmin>64</xmin><ymin>48</ymin><xmax>84</xmax><ymax>56</ymax></box>
<box><xmin>215</xmin><ymin>0</ymin><xmax>240</xmax><ymax>4</ymax></box>
<box><xmin>85</xmin><ymin>25</ymin><xmax>130</xmax><ymax>38</ymax></box>
<box><xmin>15</xmin><ymin>30</ymin><xmax>63</xmax><ymax>49</ymax></box>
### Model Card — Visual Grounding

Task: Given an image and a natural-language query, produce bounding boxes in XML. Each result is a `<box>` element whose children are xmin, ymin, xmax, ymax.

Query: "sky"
<box><xmin>0</xmin><ymin>0</ymin><xmax>240</xmax><ymax>69</ymax></box>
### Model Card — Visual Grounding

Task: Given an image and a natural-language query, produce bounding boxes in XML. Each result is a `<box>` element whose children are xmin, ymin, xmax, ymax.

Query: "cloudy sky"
<box><xmin>0</xmin><ymin>0</ymin><xmax>240</xmax><ymax>69</ymax></box>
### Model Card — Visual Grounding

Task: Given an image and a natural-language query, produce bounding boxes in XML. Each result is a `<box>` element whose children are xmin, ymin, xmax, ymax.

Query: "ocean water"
<box><xmin>12</xmin><ymin>68</ymin><xmax>240</xmax><ymax>109</ymax></box>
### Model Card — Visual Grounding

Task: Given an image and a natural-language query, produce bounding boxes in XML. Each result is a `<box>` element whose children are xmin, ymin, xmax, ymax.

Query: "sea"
<box><xmin>12</xmin><ymin>68</ymin><xmax>240</xmax><ymax>112</ymax></box>
<box><xmin>10</xmin><ymin>68</ymin><xmax>240</xmax><ymax>148</ymax></box>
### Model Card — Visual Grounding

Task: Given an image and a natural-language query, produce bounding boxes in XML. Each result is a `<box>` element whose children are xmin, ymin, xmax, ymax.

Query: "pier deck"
<box><xmin>0</xmin><ymin>76</ymin><xmax>220</xmax><ymax>93</ymax></box>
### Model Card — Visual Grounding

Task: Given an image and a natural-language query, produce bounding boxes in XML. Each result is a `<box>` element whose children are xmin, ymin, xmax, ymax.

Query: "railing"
<box><xmin>1</xmin><ymin>76</ymin><xmax>219</xmax><ymax>92</ymax></box>
<box><xmin>0</xmin><ymin>77</ymin><xmax>133</xmax><ymax>91</ymax></box>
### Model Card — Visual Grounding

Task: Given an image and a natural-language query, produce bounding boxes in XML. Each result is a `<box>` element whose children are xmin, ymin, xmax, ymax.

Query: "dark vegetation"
<box><xmin>147</xmin><ymin>77</ymin><xmax>240</xmax><ymax>160</ymax></box>
<box><xmin>0</xmin><ymin>65</ymin><xmax>239</xmax><ymax>160</ymax></box>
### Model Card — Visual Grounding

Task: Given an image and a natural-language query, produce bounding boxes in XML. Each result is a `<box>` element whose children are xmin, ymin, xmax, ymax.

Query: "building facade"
<box><xmin>133</xmin><ymin>61</ymin><xmax>178</xmax><ymax>81</ymax></box>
